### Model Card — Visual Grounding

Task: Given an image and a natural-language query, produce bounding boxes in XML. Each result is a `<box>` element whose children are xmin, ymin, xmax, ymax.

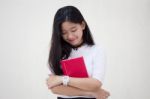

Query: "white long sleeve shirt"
<box><xmin>57</xmin><ymin>44</ymin><xmax>106</xmax><ymax>98</ymax></box>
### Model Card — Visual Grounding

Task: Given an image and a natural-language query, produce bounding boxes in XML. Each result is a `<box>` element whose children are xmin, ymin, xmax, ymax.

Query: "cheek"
<box><xmin>62</xmin><ymin>35</ymin><xmax>67</xmax><ymax>41</ymax></box>
<box><xmin>77</xmin><ymin>30</ymin><xmax>83</xmax><ymax>38</ymax></box>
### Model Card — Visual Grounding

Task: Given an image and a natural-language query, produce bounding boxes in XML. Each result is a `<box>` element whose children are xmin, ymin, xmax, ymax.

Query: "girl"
<box><xmin>46</xmin><ymin>6</ymin><xmax>110</xmax><ymax>99</ymax></box>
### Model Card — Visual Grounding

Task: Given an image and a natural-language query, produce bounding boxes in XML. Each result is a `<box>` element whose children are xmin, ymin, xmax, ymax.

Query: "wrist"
<box><xmin>62</xmin><ymin>75</ymin><xmax>70</xmax><ymax>86</ymax></box>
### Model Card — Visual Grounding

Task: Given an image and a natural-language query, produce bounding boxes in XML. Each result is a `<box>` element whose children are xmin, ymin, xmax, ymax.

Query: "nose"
<box><xmin>67</xmin><ymin>33</ymin><xmax>74</xmax><ymax>40</ymax></box>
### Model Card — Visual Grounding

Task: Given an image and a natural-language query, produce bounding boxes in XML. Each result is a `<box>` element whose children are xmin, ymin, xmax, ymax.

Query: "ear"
<box><xmin>81</xmin><ymin>21</ymin><xmax>86</xmax><ymax>30</ymax></box>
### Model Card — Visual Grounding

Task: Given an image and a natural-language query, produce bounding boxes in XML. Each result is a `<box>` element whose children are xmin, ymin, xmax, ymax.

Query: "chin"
<box><xmin>68</xmin><ymin>43</ymin><xmax>77</xmax><ymax>46</ymax></box>
<box><xmin>69</xmin><ymin>41</ymin><xmax>77</xmax><ymax>45</ymax></box>
<box><xmin>70</xmin><ymin>43</ymin><xmax>77</xmax><ymax>46</ymax></box>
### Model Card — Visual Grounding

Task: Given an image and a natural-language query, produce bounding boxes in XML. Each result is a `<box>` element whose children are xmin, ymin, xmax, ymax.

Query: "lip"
<box><xmin>68</xmin><ymin>39</ymin><xmax>76</xmax><ymax>42</ymax></box>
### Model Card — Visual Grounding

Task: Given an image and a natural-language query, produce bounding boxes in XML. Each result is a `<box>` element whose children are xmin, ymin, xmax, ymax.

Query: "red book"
<box><xmin>60</xmin><ymin>56</ymin><xmax>88</xmax><ymax>78</ymax></box>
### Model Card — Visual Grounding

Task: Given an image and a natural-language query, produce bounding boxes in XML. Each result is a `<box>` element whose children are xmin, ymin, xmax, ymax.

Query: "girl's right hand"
<box><xmin>46</xmin><ymin>74</ymin><xmax>62</xmax><ymax>89</ymax></box>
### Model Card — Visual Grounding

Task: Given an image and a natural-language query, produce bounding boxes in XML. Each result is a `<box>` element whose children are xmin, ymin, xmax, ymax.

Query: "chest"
<box><xmin>68</xmin><ymin>49</ymin><xmax>94</xmax><ymax>76</ymax></box>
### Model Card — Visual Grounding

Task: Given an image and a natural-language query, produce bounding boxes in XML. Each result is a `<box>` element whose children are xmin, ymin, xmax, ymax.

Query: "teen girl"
<box><xmin>46</xmin><ymin>6</ymin><xmax>110</xmax><ymax>99</ymax></box>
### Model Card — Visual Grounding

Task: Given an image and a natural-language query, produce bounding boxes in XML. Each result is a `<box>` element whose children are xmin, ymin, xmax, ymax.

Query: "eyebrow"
<box><xmin>62</xmin><ymin>26</ymin><xmax>76</xmax><ymax>32</ymax></box>
<box><xmin>70</xmin><ymin>26</ymin><xmax>76</xmax><ymax>29</ymax></box>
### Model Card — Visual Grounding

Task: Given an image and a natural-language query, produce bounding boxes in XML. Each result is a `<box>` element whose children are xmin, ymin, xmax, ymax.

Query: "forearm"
<box><xmin>68</xmin><ymin>77</ymin><xmax>102</xmax><ymax>91</ymax></box>
<box><xmin>47</xmin><ymin>75</ymin><xmax>102</xmax><ymax>92</ymax></box>
<box><xmin>50</xmin><ymin>85</ymin><xmax>92</xmax><ymax>97</ymax></box>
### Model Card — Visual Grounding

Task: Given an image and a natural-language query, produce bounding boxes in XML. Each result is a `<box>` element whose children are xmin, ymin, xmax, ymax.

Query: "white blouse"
<box><xmin>57</xmin><ymin>44</ymin><xmax>106</xmax><ymax>98</ymax></box>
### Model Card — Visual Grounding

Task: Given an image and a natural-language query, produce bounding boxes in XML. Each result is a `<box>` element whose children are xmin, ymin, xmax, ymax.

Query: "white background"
<box><xmin>0</xmin><ymin>0</ymin><xmax>150</xmax><ymax>99</ymax></box>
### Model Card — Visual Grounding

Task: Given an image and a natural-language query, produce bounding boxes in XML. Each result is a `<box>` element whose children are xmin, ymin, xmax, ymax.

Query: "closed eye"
<box><xmin>62</xmin><ymin>31</ymin><xmax>67</xmax><ymax>35</ymax></box>
<box><xmin>71</xmin><ymin>29</ymin><xmax>77</xmax><ymax>32</ymax></box>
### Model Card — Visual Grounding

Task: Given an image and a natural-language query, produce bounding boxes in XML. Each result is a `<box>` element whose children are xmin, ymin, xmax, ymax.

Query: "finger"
<box><xmin>108</xmin><ymin>92</ymin><xmax>110</xmax><ymax>96</ymax></box>
<box><xmin>48</xmin><ymin>86</ymin><xmax>51</xmax><ymax>89</ymax></box>
<box><xmin>48</xmin><ymin>85</ymin><xmax>54</xmax><ymax>89</ymax></box>
<box><xmin>102</xmin><ymin>95</ymin><xmax>107</xmax><ymax>99</ymax></box>
<box><xmin>103</xmin><ymin>90</ymin><xmax>109</xmax><ymax>95</ymax></box>
<box><xmin>105</xmin><ymin>91</ymin><xmax>110</xmax><ymax>97</ymax></box>
<box><xmin>105</xmin><ymin>94</ymin><xmax>110</xmax><ymax>98</ymax></box>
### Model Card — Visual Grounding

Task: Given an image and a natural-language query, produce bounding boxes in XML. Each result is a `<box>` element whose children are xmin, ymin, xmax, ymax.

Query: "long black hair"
<box><xmin>48</xmin><ymin>6</ymin><xmax>95</xmax><ymax>75</ymax></box>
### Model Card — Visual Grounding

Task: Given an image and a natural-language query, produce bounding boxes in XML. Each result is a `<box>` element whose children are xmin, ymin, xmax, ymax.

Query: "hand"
<box><xmin>92</xmin><ymin>88</ymin><xmax>110</xmax><ymax>99</ymax></box>
<box><xmin>46</xmin><ymin>74</ymin><xmax>62</xmax><ymax>89</ymax></box>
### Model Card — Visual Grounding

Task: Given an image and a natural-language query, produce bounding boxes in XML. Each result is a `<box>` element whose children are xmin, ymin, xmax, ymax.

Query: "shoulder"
<box><xmin>79</xmin><ymin>43</ymin><xmax>106</xmax><ymax>56</ymax></box>
<box><xmin>87</xmin><ymin>44</ymin><xmax>106</xmax><ymax>59</ymax></box>
<box><xmin>89</xmin><ymin>43</ymin><xmax>105</xmax><ymax>52</ymax></box>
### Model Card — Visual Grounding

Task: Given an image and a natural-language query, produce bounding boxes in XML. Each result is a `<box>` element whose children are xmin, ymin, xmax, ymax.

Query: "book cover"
<box><xmin>60</xmin><ymin>56</ymin><xmax>88</xmax><ymax>78</ymax></box>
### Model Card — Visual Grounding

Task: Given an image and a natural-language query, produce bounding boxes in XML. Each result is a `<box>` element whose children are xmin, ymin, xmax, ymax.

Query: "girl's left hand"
<box><xmin>46</xmin><ymin>74</ymin><xmax>62</xmax><ymax>89</ymax></box>
<box><xmin>95</xmin><ymin>88</ymin><xmax>110</xmax><ymax>99</ymax></box>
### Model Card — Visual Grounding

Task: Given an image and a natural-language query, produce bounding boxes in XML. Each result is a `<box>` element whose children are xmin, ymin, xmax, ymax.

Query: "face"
<box><xmin>61</xmin><ymin>21</ymin><xmax>85</xmax><ymax>47</ymax></box>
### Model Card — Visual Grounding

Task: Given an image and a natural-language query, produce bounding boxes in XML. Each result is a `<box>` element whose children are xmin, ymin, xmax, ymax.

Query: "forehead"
<box><xmin>61</xmin><ymin>21</ymin><xmax>78</xmax><ymax>31</ymax></box>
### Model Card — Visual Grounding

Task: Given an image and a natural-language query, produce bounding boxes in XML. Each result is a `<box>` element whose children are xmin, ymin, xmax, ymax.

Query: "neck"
<box><xmin>71</xmin><ymin>41</ymin><xmax>85</xmax><ymax>50</ymax></box>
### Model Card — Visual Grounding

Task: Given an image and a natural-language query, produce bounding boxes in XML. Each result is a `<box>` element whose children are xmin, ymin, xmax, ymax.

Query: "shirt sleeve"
<box><xmin>92</xmin><ymin>45</ymin><xmax>106</xmax><ymax>84</ymax></box>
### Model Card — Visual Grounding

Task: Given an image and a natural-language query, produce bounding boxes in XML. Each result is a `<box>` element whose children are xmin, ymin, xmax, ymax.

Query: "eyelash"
<box><xmin>62</xmin><ymin>33</ymin><xmax>67</xmax><ymax>35</ymax></box>
<box><xmin>62</xmin><ymin>29</ymin><xmax>77</xmax><ymax>35</ymax></box>
<box><xmin>72</xmin><ymin>30</ymin><xmax>76</xmax><ymax>32</ymax></box>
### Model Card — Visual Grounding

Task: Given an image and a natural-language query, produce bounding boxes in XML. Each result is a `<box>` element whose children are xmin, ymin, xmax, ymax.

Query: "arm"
<box><xmin>47</xmin><ymin>75</ymin><xmax>102</xmax><ymax>91</ymax></box>
<box><xmin>50</xmin><ymin>85</ymin><xmax>92</xmax><ymax>96</ymax></box>
<box><xmin>68</xmin><ymin>77</ymin><xmax>102</xmax><ymax>91</ymax></box>
<box><xmin>50</xmin><ymin>85</ymin><xmax>110</xmax><ymax>99</ymax></box>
